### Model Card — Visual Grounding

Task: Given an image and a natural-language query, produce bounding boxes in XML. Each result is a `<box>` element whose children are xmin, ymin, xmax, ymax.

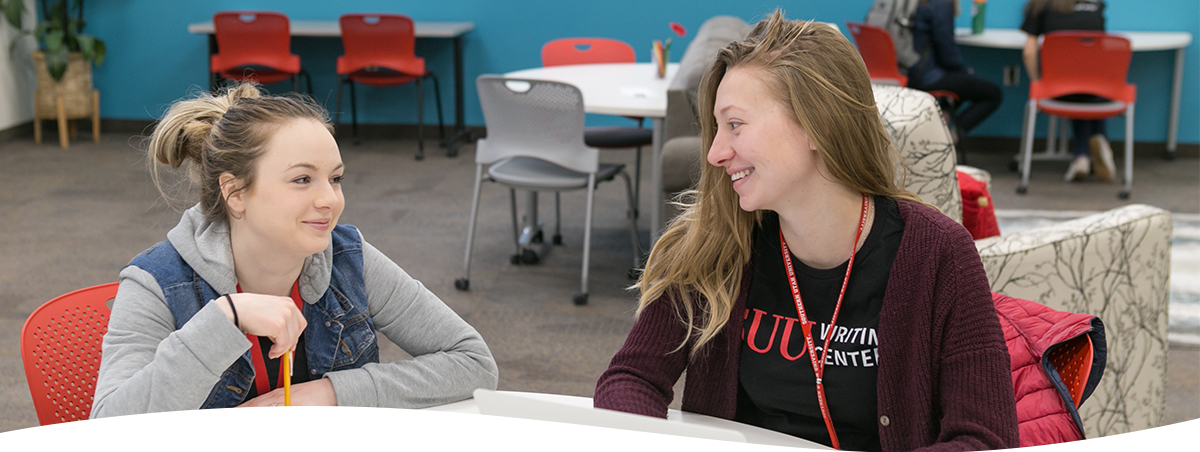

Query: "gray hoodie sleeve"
<box><xmin>90</xmin><ymin>266</ymin><xmax>251</xmax><ymax>418</ymax></box>
<box><xmin>322</xmin><ymin>238</ymin><xmax>499</xmax><ymax>407</ymax></box>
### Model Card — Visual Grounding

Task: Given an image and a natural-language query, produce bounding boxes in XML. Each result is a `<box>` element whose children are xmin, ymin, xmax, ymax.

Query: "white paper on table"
<box><xmin>619</xmin><ymin>87</ymin><xmax>654</xmax><ymax>99</ymax></box>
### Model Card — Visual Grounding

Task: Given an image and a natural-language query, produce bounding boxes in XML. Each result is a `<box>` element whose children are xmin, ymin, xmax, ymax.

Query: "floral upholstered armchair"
<box><xmin>873</xmin><ymin>83</ymin><xmax>1173</xmax><ymax>438</ymax></box>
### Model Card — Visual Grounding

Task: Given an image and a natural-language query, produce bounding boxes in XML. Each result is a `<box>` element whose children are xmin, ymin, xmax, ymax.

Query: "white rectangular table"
<box><xmin>955</xmin><ymin>28</ymin><xmax>1193</xmax><ymax>158</ymax></box>
<box><xmin>504</xmin><ymin>62</ymin><xmax>680</xmax><ymax>243</ymax></box>
<box><xmin>188</xmin><ymin>20</ymin><xmax>476</xmax><ymax>153</ymax></box>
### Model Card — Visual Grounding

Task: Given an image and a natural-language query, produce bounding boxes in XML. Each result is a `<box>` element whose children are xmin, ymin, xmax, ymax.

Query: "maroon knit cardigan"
<box><xmin>595</xmin><ymin>200</ymin><xmax>1020</xmax><ymax>451</ymax></box>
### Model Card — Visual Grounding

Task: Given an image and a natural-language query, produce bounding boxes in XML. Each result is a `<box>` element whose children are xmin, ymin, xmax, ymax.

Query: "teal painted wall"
<box><xmin>81</xmin><ymin>0</ymin><xmax>1199</xmax><ymax>143</ymax></box>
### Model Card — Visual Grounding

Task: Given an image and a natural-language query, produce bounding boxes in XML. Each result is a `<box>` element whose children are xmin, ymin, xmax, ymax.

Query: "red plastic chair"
<box><xmin>847</xmin><ymin>21</ymin><xmax>965</xmax><ymax>161</ymax></box>
<box><xmin>336</xmin><ymin>13</ymin><xmax>445</xmax><ymax>161</ymax></box>
<box><xmin>20</xmin><ymin>283</ymin><xmax>118</xmax><ymax>425</ymax></box>
<box><xmin>211</xmin><ymin>11</ymin><xmax>310</xmax><ymax>93</ymax></box>
<box><xmin>541</xmin><ymin>37</ymin><xmax>650</xmax><ymax>222</ymax></box>
<box><xmin>1017</xmin><ymin>32</ymin><xmax>1136</xmax><ymax>198</ymax></box>
<box><xmin>846</xmin><ymin>22</ymin><xmax>910</xmax><ymax>86</ymax></box>
<box><xmin>541</xmin><ymin>38</ymin><xmax>636</xmax><ymax>67</ymax></box>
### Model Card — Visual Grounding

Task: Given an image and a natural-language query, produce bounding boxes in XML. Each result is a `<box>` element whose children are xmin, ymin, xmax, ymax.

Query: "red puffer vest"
<box><xmin>992</xmin><ymin>292</ymin><xmax>1106</xmax><ymax>447</ymax></box>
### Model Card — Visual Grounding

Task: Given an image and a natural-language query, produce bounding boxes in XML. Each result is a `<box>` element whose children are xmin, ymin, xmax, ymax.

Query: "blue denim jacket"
<box><xmin>128</xmin><ymin>225</ymin><xmax>379</xmax><ymax>408</ymax></box>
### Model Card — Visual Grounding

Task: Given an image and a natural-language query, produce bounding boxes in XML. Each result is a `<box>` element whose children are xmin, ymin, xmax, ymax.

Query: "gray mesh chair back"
<box><xmin>456</xmin><ymin>75</ymin><xmax>641</xmax><ymax>305</ymax></box>
<box><xmin>474</xmin><ymin>76</ymin><xmax>599</xmax><ymax>174</ymax></box>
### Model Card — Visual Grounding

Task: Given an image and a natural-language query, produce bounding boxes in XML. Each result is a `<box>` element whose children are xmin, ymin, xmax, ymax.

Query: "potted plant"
<box><xmin>3</xmin><ymin>0</ymin><xmax>105</xmax><ymax>147</ymax></box>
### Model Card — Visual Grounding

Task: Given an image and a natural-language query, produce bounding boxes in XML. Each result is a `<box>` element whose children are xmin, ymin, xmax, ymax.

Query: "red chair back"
<box><xmin>846</xmin><ymin>21</ymin><xmax>908</xmax><ymax>87</ymax></box>
<box><xmin>1033</xmin><ymin>32</ymin><xmax>1135</xmax><ymax>102</ymax></box>
<box><xmin>338</xmin><ymin>13</ymin><xmax>425</xmax><ymax>78</ymax></box>
<box><xmin>212</xmin><ymin>11</ymin><xmax>300</xmax><ymax>76</ymax></box>
<box><xmin>542</xmin><ymin>38</ymin><xmax>636</xmax><ymax>67</ymax></box>
<box><xmin>21</xmin><ymin>283</ymin><xmax>119</xmax><ymax>425</ymax></box>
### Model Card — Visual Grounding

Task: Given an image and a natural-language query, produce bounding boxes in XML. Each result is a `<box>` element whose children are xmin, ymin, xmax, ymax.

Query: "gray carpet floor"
<box><xmin>0</xmin><ymin>132</ymin><xmax>1195</xmax><ymax>432</ymax></box>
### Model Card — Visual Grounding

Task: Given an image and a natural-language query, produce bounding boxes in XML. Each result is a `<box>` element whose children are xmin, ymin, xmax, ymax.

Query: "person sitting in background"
<box><xmin>594</xmin><ymin>10</ymin><xmax>1018</xmax><ymax>452</ymax></box>
<box><xmin>91</xmin><ymin>83</ymin><xmax>497</xmax><ymax>416</ymax></box>
<box><xmin>909</xmin><ymin>0</ymin><xmax>1003</xmax><ymax>144</ymax></box>
<box><xmin>1021</xmin><ymin>0</ymin><xmax>1115</xmax><ymax>183</ymax></box>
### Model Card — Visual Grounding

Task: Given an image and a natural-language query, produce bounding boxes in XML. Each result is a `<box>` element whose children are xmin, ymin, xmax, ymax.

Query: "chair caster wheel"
<box><xmin>454</xmin><ymin>278</ymin><xmax>470</xmax><ymax>291</ymax></box>
<box><xmin>510</xmin><ymin>254</ymin><xmax>522</xmax><ymax>265</ymax></box>
<box><xmin>532</xmin><ymin>230</ymin><xmax>543</xmax><ymax>244</ymax></box>
<box><xmin>415</xmin><ymin>153</ymin><xmax>425</xmax><ymax>161</ymax></box>
<box><xmin>1009</xmin><ymin>160</ymin><xmax>1019</xmax><ymax>172</ymax></box>
<box><xmin>1164</xmin><ymin>151</ymin><xmax>1177</xmax><ymax>161</ymax></box>
<box><xmin>447</xmin><ymin>148</ymin><xmax>459</xmax><ymax>158</ymax></box>
<box><xmin>1118</xmin><ymin>190</ymin><xmax>1131</xmax><ymax>200</ymax></box>
<box><xmin>572</xmin><ymin>292</ymin><xmax>588</xmax><ymax>306</ymax></box>
<box><xmin>1016</xmin><ymin>185</ymin><xmax>1028</xmax><ymax>195</ymax></box>
<box><xmin>552</xmin><ymin>234</ymin><xmax>563</xmax><ymax>245</ymax></box>
<box><xmin>627</xmin><ymin>267</ymin><xmax>642</xmax><ymax>280</ymax></box>
<box><xmin>521</xmin><ymin>249</ymin><xmax>540</xmax><ymax>265</ymax></box>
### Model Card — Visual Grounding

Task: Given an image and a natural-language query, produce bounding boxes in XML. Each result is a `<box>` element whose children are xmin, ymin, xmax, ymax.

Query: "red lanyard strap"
<box><xmin>238</xmin><ymin>281</ymin><xmax>304</xmax><ymax>397</ymax></box>
<box><xmin>778</xmin><ymin>194</ymin><xmax>869</xmax><ymax>450</ymax></box>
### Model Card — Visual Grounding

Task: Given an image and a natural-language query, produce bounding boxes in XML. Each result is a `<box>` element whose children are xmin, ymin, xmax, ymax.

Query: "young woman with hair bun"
<box><xmin>91</xmin><ymin>84</ymin><xmax>497</xmax><ymax>416</ymax></box>
<box><xmin>595</xmin><ymin>10</ymin><xmax>1018</xmax><ymax>451</ymax></box>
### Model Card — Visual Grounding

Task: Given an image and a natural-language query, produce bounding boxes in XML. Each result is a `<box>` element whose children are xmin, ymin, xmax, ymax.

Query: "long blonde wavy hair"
<box><xmin>635</xmin><ymin>10</ymin><xmax>926</xmax><ymax>356</ymax></box>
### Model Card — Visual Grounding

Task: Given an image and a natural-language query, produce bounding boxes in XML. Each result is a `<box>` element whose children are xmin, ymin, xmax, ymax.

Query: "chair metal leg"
<box><xmin>349</xmin><ymin>81</ymin><xmax>360</xmax><ymax>146</ymax></box>
<box><xmin>553</xmin><ymin>192</ymin><xmax>562</xmax><ymax>245</ymax></box>
<box><xmin>1120</xmin><ymin>105</ymin><xmax>1135</xmax><ymax>199</ymax></box>
<box><xmin>1046</xmin><ymin>114</ymin><xmax>1058</xmax><ymax>154</ymax></box>
<box><xmin>293</xmin><ymin>74</ymin><xmax>299</xmax><ymax>93</ymax></box>
<box><xmin>509</xmin><ymin>188</ymin><xmax>521</xmax><ymax>251</ymax></box>
<box><xmin>618</xmin><ymin>171</ymin><xmax>642</xmax><ymax>272</ymax></box>
<box><xmin>629</xmin><ymin>148</ymin><xmax>642</xmax><ymax>221</ymax></box>
<box><xmin>1018</xmin><ymin>100</ymin><xmax>1037</xmax><ymax>194</ymax></box>
<box><xmin>416</xmin><ymin>77</ymin><xmax>426</xmax><ymax>161</ymax></box>
<box><xmin>456</xmin><ymin>164</ymin><xmax>486</xmax><ymax>291</ymax></box>
<box><xmin>429</xmin><ymin>73</ymin><xmax>446</xmax><ymax>143</ymax></box>
<box><xmin>574</xmin><ymin>174</ymin><xmax>597</xmax><ymax>306</ymax></box>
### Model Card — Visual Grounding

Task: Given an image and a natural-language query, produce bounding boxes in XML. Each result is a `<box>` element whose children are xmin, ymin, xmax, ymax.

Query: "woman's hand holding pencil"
<box><xmin>237</xmin><ymin>377</ymin><xmax>337</xmax><ymax>407</ymax></box>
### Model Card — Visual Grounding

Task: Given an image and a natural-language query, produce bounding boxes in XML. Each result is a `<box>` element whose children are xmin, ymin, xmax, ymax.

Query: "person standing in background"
<box><xmin>1021</xmin><ymin>0</ymin><xmax>1115</xmax><ymax>183</ymax></box>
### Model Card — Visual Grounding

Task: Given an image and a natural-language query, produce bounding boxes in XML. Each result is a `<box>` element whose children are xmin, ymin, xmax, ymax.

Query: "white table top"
<box><xmin>187</xmin><ymin>20</ymin><xmax>474</xmax><ymax>38</ymax></box>
<box><xmin>504</xmin><ymin>63</ymin><xmax>679</xmax><ymax>118</ymax></box>
<box><xmin>955</xmin><ymin>28</ymin><xmax>1193</xmax><ymax>51</ymax></box>
<box><xmin>0</xmin><ymin>406</ymin><xmax>781</xmax><ymax>450</ymax></box>
<box><xmin>427</xmin><ymin>391</ymin><xmax>827</xmax><ymax>449</ymax></box>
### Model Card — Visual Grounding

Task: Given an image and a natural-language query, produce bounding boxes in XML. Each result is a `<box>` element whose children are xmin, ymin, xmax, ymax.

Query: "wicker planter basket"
<box><xmin>31</xmin><ymin>51</ymin><xmax>100</xmax><ymax>148</ymax></box>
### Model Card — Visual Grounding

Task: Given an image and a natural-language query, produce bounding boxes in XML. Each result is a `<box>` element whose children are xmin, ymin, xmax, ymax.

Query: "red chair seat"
<box><xmin>218</xmin><ymin>68</ymin><xmax>296</xmax><ymax>85</ymax></box>
<box><xmin>345</xmin><ymin>69</ymin><xmax>422</xmax><ymax>87</ymax></box>
<box><xmin>1035</xmin><ymin>98</ymin><xmax>1129</xmax><ymax>120</ymax></box>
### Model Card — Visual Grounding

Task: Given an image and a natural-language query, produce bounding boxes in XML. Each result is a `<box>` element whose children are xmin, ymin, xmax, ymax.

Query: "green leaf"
<box><xmin>46</xmin><ymin>46</ymin><xmax>69</xmax><ymax>81</ymax></box>
<box><xmin>92</xmin><ymin>39</ymin><xmax>105</xmax><ymax>65</ymax></box>
<box><xmin>3</xmin><ymin>0</ymin><xmax>26</xmax><ymax>30</ymax></box>
<box><xmin>77</xmin><ymin>34</ymin><xmax>93</xmax><ymax>60</ymax></box>
<box><xmin>45</xmin><ymin>30</ymin><xmax>63</xmax><ymax>53</ymax></box>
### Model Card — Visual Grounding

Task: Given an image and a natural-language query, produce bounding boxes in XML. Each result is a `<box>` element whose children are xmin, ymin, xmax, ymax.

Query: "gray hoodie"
<box><xmin>91</xmin><ymin>205</ymin><xmax>498</xmax><ymax>417</ymax></box>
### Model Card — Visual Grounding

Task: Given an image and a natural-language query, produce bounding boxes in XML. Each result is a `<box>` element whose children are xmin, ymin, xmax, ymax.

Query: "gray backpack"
<box><xmin>864</xmin><ymin>0</ymin><xmax>922</xmax><ymax>74</ymax></box>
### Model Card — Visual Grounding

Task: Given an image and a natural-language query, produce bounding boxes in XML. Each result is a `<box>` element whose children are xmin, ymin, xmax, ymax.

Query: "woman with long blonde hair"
<box><xmin>595</xmin><ymin>10</ymin><xmax>1017</xmax><ymax>451</ymax></box>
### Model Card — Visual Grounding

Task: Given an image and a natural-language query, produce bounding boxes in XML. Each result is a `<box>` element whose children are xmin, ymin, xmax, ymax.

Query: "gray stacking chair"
<box><xmin>455</xmin><ymin>75</ymin><xmax>640</xmax><ymax>305</ymax></box>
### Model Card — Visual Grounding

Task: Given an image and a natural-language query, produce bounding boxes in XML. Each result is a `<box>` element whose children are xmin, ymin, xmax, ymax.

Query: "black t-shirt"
<box><xmin>1020</xmin><ymin>0</ymin><xmax>1106</xmax><ymax>36</ymax></box>
<box><xmin>735</xmin><ymin>196</ymin><xmax>904</xmax><ymax>452</ymax></box>
<box><xmin>246</xmin><ymin>332</ymin><xmax>311</xmax><ymax>400</ymax></box>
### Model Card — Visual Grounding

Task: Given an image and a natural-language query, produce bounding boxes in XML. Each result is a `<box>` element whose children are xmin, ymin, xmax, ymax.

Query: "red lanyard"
<box><xmin>778</xmin><ymin>194</ymin><xmax>869</xmax><ymax>450</ymax></box>
<box><xmin>237</xmin><ymin>281</ymin><xmax>304</xmax><ymax>396</ymax></box>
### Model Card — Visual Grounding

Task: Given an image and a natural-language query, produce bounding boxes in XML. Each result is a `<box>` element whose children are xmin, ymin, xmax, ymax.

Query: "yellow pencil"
<box><xmin>283</xmin><ymin>350</ymin><xmax>292</xmax><ymax>406</ymax></box>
